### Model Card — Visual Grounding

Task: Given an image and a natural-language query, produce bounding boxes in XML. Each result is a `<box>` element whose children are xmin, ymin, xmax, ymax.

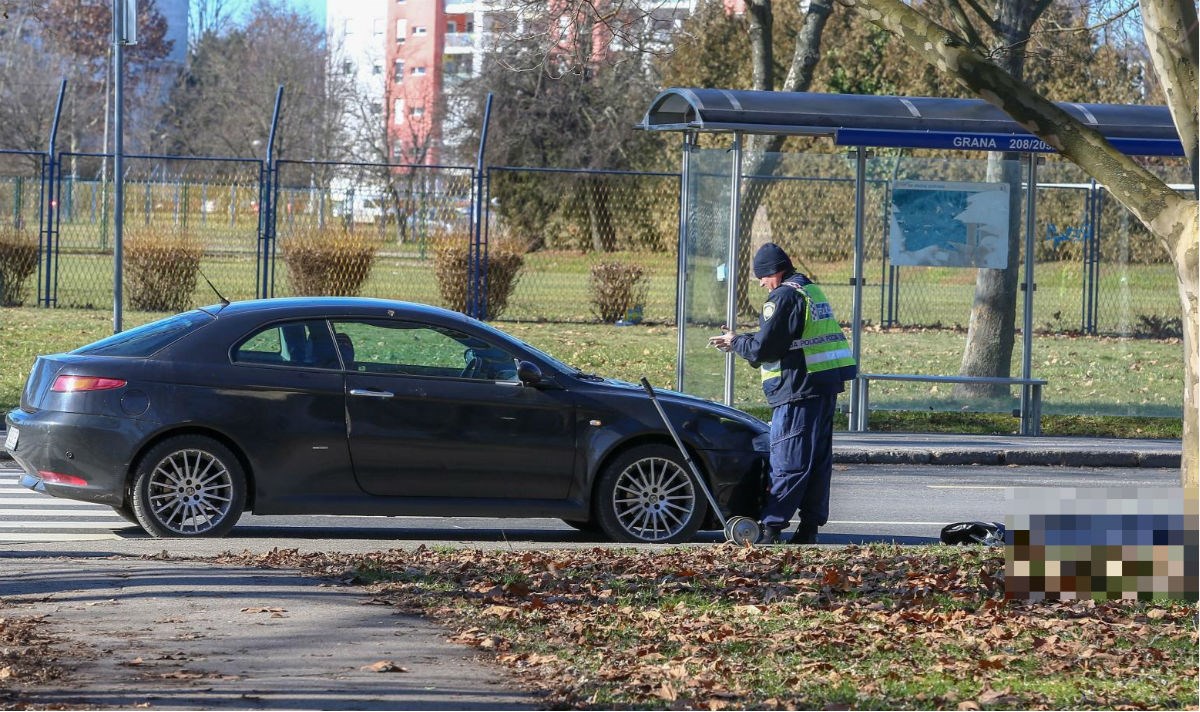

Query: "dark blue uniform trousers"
<box><xmin>759</xmin><ymin>393</ymin><xmax>836</xmax><ymax>529</ymax></box>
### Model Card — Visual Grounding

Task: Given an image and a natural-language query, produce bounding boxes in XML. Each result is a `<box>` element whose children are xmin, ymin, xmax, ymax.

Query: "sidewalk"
<box><xmin>1</xmin><ymin>430</ymin><xmax>1183</xmax><ymax>469</ymax></box>
<box><xmin>1</xmin><ymin>555</ymin><xmax>541</xmax><ymax>710</ymax></box>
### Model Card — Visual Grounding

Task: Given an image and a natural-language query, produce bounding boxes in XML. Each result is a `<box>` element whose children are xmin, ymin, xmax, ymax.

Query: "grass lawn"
<box><xmin>218</xmin><ymin>545</ymin><xmax>1199</xmax><ymax>710</ymax></box>
<box><xmin>0</xmin><ymin>306</ymin><xmax>1182</xmax><ymax>438</ymax></box>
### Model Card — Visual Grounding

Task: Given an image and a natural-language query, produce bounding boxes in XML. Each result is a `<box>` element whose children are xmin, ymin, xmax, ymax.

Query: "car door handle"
<box><xmin>349</xmin><ymin>389</ymin><xmax>394</xmax><ymax>399</ymax></box>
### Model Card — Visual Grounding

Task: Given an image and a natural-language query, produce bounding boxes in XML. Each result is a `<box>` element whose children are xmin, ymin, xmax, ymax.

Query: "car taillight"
<box><xmin>51</xmin><ymin>375</ymin><xmax>127</xmax><ymax>392</ymax></box>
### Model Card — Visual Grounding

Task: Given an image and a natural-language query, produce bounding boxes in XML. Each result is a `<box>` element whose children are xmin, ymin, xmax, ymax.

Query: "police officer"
<box><xmin>708</xmin><ymin>243</ymin><xmax>857</xmax><ymax>544</ymax></box>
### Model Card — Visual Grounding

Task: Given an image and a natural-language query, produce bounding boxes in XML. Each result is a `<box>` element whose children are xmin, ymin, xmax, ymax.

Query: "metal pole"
<box><xmin>723</xmin><ymin>133</ymin><xmax>743</xmax><ymax>407</ymax></box>
<box><xmin>257</xmin><ymin>86</ymin><xmax>284</xmax><ymax>300</ymax></box>
<box><xmin>674</xmin><ymin>132</ymin><xmax>694</xmax><ymax>392</ymax></box>
<box><xmin>42</xmin><ymin>80</ymin><xmax>66</xmax><ymax>308</ymax></box>
<box><xmin>849</xmin><ymin>147</ymin><xmax>867</xmax><ymax>431</ymax></box>
<box><xmin>1020</xmin><ymin>153</ymin><xmax>1038</xmax><ymax>435</ymax></box>
<box><xmin>470</xmin><ymin>93</ymin><xmax>493</xmax><ymax>319</ymax></box>
<box><xmin>112</xmin><ymin>8</ymin><xmax>126</xmax><ymax>332</ymax></box>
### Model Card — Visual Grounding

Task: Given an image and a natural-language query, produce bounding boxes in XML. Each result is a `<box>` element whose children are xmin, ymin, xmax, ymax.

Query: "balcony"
<box><xmin>443</xmin><ymin>32</ymin><xmax>476</xmax><ymax>54</ymax></box>
<box><xmin>444</xmin><ymin>0</ymin><xmax>474</xmax><ymax>14</ymax></box>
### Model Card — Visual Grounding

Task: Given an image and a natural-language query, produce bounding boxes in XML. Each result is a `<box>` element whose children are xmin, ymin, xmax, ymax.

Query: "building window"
<box><xmin>412</xmin><ymin>66</ymin><xmax>426</xmax><ymax>76</ymax></box>
<box><xmin>373</xmin><ymin>19</ymin><xmax>384</xmax><ymax>37</ymax></box>
<box><xmin>447</xmin><ymin>22</ymin><xmax>457</xmax><ymax>33</ymax></box>
<box><xmin>411</xmin><ymin>106</ymin><xmax>425</xmax><ymax>117</ymax></box>
<box><xmin>395</xmin><ymin>19</ymin><xmax>407</xmax><ymax>41</ymax></box>
<box><xmin>393</xmin><ymin>99</ymin><xmax>405</xmax><ymax>124</ymax></box>
<box><xmin>393</xmin><ymin>59</ymin><xmax>404</xmax><ymax>82</ymax></box>
<box><xmin>413</xmin><ymin>26</ymin><xmax>427</xmax><ymax>36</ymax></box>
<box><xmin>372</xmin><ymin>62</ymin><xmax>382</xmax><ymax>75</ymax></box>
<box><xmin>342</xmin><ymin>61</ymin><xmax>354</xmax><ymax>76</ymax></box>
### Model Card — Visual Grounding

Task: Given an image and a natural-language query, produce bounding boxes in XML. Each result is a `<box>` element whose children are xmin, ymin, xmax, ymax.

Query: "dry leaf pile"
<box><xmin>0</xmin><ymin>615</ymin><xmax>66</xmax><ymax>710</ymax></box>
<box><xmin>217</xmin><ymin>544</ymin><xmax>1198</xmax><ymax>710</ymax></box>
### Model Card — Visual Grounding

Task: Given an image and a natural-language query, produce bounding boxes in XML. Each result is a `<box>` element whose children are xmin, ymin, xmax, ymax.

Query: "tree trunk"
<box><xmin>732</xmin><ymin>0</ymin><xmax>834</xmax><ymax>319</ymax></box>
<box><xmin>587</xmin><ymin>178</ymin><xmax>616</xmax><ymax>252</ymax></box>
<box><xmin>954</xmin><ymin>0</ymin><xmax>1050</xmax><ymax>399</ymax></box>
<box><xmin>955</xmin><ymin>156</ymin><xmax>1021</xmax><ymax>399</ymax></box>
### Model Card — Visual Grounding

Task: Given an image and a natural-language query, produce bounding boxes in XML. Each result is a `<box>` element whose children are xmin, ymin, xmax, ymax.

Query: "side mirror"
<box><xmin>516</xmin><ymin>360</ymin><xmax>543</xmax><ymax>386</ymax></box>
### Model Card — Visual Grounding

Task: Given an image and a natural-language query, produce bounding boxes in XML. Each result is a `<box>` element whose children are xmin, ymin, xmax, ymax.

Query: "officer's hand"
<box><xmin>708</xmin><ymin>325</ymin><xmax>735</xmax><ymax>352</ymax></box>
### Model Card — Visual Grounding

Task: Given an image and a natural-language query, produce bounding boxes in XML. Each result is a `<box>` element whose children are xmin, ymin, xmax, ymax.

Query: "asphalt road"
<box><xmin>1</xmin><ymin>463</ymin><xmax>1180</xmax><ymax>553</ymax></box>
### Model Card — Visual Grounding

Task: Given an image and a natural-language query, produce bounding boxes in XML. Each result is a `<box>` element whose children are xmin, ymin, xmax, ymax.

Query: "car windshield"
<box><xmin>72</xmin><ymin>310</ymin><xmax>214</xmax><ymax>357</ymax></box>
<box><xmin>473</xmin><ymin>320</ymin><xmax>580</xmax><ymax>374</ymax></box>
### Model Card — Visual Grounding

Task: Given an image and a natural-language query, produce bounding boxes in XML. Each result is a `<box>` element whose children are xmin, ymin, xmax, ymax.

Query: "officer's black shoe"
<box><xmin>790</xmin><ymin>523</ymin><xmax>819</xmax><ymax>545</ymax></box>
<box><xmin>759</xmin><ymin>524</ymin><xmax>783</xmax><ymax>545</ymax></box>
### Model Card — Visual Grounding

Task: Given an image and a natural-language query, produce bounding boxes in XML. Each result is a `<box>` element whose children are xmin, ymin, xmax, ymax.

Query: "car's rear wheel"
<box><xmin>594</xmin><ymin>444</ymin><xmax>707</xmax><ymax>544</ymax></box>
<box><xmin>131</xmin><ymin>435</ymin><xmax>246</xmax><ymax>537</ymax></box>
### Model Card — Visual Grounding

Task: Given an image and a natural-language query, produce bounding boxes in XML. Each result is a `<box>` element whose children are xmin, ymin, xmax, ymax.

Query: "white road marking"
<box><xmin>827</xmin><ymin>520</ymin><xmax>948</xmax><ymax>526</ymax></box>
<box><xmin>925</xmin><ymin>485</ymin><xmax>1007</xmax><ymax>490</ymax></box>
<box><xmin>0</xmin><ymin>468</ymin><xmax>126</xmax><ymax>542</ymax></box>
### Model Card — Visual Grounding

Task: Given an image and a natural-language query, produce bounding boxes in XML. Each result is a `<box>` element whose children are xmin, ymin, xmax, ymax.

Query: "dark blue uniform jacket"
<box><xmin>730</xmin><ymin>272</ymin><xmax>852</xmax><ymax>407</ymax></box>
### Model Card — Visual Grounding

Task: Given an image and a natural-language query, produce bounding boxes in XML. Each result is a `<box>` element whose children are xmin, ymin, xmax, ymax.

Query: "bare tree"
<box><xmin>839</xmin><ymin>0</ymin><xmax>1198</xmax><ymax>484</ymax></box>
<box><xmin>164</xmin><ymin>0</ymin><xmax>351</xmax><ymax>161</ymax></box>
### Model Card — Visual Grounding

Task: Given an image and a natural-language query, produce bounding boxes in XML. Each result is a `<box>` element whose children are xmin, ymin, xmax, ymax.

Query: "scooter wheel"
<box><xmin>725</xmin><ymin>516</ymin><xmax>761</xmax><ymax>546</ymax></box>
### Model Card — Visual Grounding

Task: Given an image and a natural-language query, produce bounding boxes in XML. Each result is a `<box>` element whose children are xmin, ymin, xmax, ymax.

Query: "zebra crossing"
<box><xmin>0</xmin><ymin>467</ymin><xmax>129</xmax><ymax>542</ymax></box>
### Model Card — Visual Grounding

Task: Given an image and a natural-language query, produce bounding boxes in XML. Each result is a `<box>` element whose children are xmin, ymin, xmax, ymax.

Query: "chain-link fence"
<box><xmin>0</xmin><ymin>150</ymin><xmax>44</xmax><ymax>307</ymax></box>
<box><xmin>271</xmin><ymin>160</ymin><xmax>474</xmax><ymax>306</ymax></box>
<box><xmin>485</xmin><ymin>166</ymin><xmax>680</xmax><ymax>323</ymax></box>
<box><xmin>0</xmin><ymin>149</ymin><xmax>1190</xmax><ymax>338</ymax></box>
<box><xmin>44</xmin><ymin>153</ymin><xmax>263</xmax><ymax>309</ymax></box>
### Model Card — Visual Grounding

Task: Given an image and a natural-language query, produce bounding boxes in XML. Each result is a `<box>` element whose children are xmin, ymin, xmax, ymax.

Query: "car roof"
<box><xmin>203</xmin><ymin>297</ymin><xmax>476</xmax><ymax>325</ymax></box>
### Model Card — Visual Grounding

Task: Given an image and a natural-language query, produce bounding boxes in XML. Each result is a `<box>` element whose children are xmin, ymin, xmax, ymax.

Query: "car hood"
<box><xmin>594</xmin><ymin>377</ymin><xmax>768</xmax><ymax>434</ymax></box>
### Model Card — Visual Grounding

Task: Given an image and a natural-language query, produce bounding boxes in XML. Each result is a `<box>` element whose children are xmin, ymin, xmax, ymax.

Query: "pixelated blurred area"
<box><xmin>1005</xmin><ymin>487</ymin><xmax>1198</xmax><ymax>601</ymax></box>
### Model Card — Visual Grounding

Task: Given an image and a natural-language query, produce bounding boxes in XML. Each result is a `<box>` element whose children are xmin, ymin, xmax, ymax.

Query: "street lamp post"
<box><xmin>112</xmin><ymin>0</ymin><xmax>136</xmax><ymax>333</ymax></box>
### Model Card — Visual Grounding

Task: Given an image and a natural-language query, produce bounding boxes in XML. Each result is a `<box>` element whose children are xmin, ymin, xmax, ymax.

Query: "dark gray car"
<box><xmin>6</xmin><ymin>298</ymin><xmax>768</xmax><ymax>543</ymax></box>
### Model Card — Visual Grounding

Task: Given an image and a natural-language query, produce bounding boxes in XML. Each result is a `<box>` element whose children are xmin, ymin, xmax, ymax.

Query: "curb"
<box><xmin>832</xmin><ymin>448</ymin><xmax>1181</xmax><ymax>468</ymax></box>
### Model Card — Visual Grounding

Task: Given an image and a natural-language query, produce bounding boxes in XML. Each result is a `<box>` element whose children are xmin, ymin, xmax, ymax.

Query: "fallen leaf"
<box><xmin>361</xmin><ymin>660</ymin><xmax>409</xmax><ymax>673</ymax></box>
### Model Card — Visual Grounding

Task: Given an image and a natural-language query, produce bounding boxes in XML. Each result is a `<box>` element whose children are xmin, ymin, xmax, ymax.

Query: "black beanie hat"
<box><xmin>752</xmin><ymin>242</ymin><xmax>793</xmax><ymax>278</ymax></box>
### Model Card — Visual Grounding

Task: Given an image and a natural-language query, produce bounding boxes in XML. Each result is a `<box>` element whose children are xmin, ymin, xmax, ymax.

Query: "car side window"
<box><xmin>331</xmin><ymin>319</ymin><xmax>517</xmax><ymax>381</ymax></box>
<box><xmin>233</xmin><ymin>320</ymin><xmax>340</xmax><ymax>369</ymax></box>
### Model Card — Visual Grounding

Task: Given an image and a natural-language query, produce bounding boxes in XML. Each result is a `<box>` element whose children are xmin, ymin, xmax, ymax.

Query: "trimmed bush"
<box><xmin>434</xmin><ymin>237</ymin><xmax>524</xmax><ymax>319</ymax></box>
<box><xmin>125</xmin><ymin>229</ymin><xmax>203</xmax><ymax>312</ymax></box>
<box><xmin>281</xmin><ymin>227</ymin><xmax>378</xmax><ymax>297</ymax></box>
<box><xmin>590</xmin><ymin>261</ymin><xmax>649</xmax><ymax>323</ymax></box>
<box><xmin>0</xmin><ymin>227</ymin><xmax>37</xmax><ymax>307</ymax></box>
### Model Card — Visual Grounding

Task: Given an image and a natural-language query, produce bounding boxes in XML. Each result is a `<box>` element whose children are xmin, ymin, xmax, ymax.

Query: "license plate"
<box><xmin>3</xmin><ymin>427</ymin><xmax>16</xmax><ymax>451</ymax></box>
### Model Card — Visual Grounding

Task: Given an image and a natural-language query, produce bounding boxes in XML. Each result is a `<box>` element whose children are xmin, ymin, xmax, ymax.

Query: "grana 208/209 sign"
<box><xmin>836</xmin><ymin>128</ymin><xmax>1186</xmax><ymax>156</ymax></box>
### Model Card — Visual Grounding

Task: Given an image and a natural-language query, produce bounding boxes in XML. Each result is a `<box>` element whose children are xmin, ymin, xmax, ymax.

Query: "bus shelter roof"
<box><xmin>638</xmin><ymin>88</ymin><xmax>1184</xmax><ymax>156</ymax></box>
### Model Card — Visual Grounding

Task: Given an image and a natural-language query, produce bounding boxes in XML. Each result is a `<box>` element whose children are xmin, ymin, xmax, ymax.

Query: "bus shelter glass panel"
<box><xmin>856</xmin><ymin>154</ymin><xmax>1035</xmax><ymax>419</ymax></box>
<box><xmin>679</xmin><ymin>147</ymin><xmax>733</xmax><ymax>401</ymax></box>
<box><xmin>1033</xmin><ymin>157</ymin><xmax>1187</xmax><ymax>419</ymax></box>
<box><xmin>726</xmin><ymin>152</ymin><xmax>860</xmax><ymax>411</ymax></box>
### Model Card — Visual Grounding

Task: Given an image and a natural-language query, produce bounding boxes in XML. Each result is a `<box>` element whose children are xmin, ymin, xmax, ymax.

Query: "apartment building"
<box><xmin>333</xmin><ymin>0</ymin><xmax>700</xmax><ymax>166</ymax></box>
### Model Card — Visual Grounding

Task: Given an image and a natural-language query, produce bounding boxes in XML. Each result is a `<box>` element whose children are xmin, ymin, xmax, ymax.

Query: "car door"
<box><xmin>334</xmin><ymin>318</ymin><xmax>577</xmax><ymax>500</ymax></box>
<box><xmin>223</xmin><ymin>319</ymin><xmax>353</xmax><ymax>499</ymax></box>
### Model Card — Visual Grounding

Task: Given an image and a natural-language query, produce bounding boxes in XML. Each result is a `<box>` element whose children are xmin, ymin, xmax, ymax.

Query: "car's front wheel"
<box><xmin>131</xmin><ymin>435</ymin><xmax>246</xmax><ymax>537</ymax></box>
<box><xmin>594</xmin><ymin>444</ymin><xmax>707</xmax><ymax>543</ymax></box>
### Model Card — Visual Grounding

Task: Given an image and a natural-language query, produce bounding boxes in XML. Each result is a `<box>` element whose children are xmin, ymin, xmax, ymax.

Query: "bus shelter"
<box><xmin>637</xmin><ymin>89</ymin><xmax>1184</xmax><ymax>433</ymax></box>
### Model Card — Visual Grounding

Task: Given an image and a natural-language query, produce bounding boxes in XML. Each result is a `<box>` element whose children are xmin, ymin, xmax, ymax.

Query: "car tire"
<box><xmin>131</xmin><ymin>435</ymin><xmax>246</xmax><ymax>538</ymax></box>
<box><xmin>594</xmin><ymin>444</ymin><xmax>707</xmax><ymax>544</ymax></box>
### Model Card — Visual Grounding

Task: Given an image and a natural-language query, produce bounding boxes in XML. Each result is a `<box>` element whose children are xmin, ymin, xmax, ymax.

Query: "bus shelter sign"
<box><xmin>836</xmin><ymin>128</ymin><xmax>1185</xmax><ymax>156</ymax></box>
<box><xmin>888</xmin><ymin>180</ymin><xmax>1011</xmax><ymax>269</ymax></box>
